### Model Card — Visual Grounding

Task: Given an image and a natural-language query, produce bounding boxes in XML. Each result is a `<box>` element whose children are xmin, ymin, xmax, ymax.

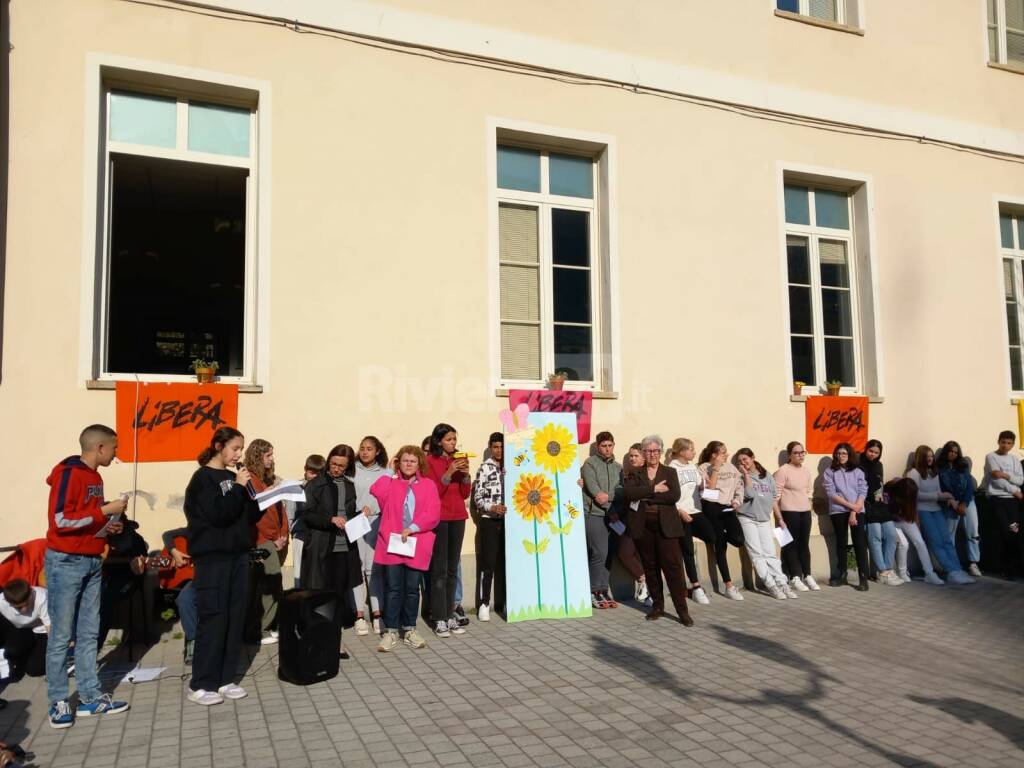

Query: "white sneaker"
<box><xmin>217</xmin><ymin>684</ymin><xmax>247</xmax><ymax>700</ymax></box>
<box><xmin>377</xmin><ymin>631</ymin><xmax>399</xmax><ymax>653</ymax></box>
<box><xmin>898</xmin><ymin>570</ymin><xmax>912</xmax><ymax>583</ymax></box>
<box><xmin>724</xmin><ymin>585</ymin><xmax>744</xmax><ymax>601</ymax></box>
<box><xmin>967</xmin><ymin>563</ymin><xmax>982</xmax><ymax>577</ymax></box>
<box><xmin>803</xmin><ymin>575</ymin><xmax>821</xmax><ymax>591</ymax></box>
<box><xmin>636</xmin><ymin>580</ymin><xmax>650</xmax><ymax>602</ymax></box>
<box><xmin>782</xmin><ymin>583</ymin><xmax>798</xmax><ymax>599</ymax></box>
<box><xmin>188</xmin><ymin>689</ymin><xmax>224</xmax><ymax>706</ymax></box>
<box><xmin>947</xmin><ymin>570</ymin><xmax>976</xmax><ymax>585</ymax></box>
<box><xmin>434</xmin><ymin>620</ymin><xmax>450</xmax><ymax>638</ymax></box>
<box><xmin>478</xmin><ymin>604</ymin><xmax>490</xmax><ymax>622</ymax></box>
<box><xmin>260</xmin><ymin>634</ymin><xmax>278</xmax><ymax>646</ymax></box>
<box><xmin>924</xmin><ymin>572</ymin><xmax>945</xmax><ymax>585</ymax></box>
<box><xmin>884</xmin><ymin>571</ymin><xmax>904</xmax><ymax>586</ymax></box>
<box><xmin>769</xmin><ymin>585</ymin><xmax>787</xmax><ymax>600</ymax></box>
<box><xmin>790</xmin><ymin>577</ymin><xmax>809</xmax><ymax>592</ymax></box>
<box><xmin>354</xmin><ymin>618</ymin><xmax>369</xmax><ymax>636</ymax></box>
<box><xmin>371</xmin><ymin>617</ymin><xmax>382</xmax><ymax>634</ymax></box>
<box><xmin>692</xmin><ymin>587</ymin><xmax>710</xmax><ymax>605</ymax></box>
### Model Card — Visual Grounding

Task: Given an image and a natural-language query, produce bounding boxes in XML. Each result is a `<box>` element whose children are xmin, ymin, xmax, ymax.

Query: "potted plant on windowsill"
<box><xmin>793</xmin><ymin>381</ymin><xmax>806</xmax><ymax>397</ymax></box>
<box><xmin>190</xmin><ymin>358</ymin><xmax>219</xmax><ymax>384</ymax></box>
<box><xmin>825</xmin><ymin>379</ymin><xmax>843</xmax><ymax>396</ymax></box>
<box><xmin>547</xmin><ymin>371</ymin><xmax>568</xmax><ymax>391</ymax></box>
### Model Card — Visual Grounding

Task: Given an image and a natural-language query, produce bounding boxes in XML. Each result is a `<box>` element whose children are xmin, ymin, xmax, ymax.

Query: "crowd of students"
<box><xmin>7</xmin><ymin>422</ymin><xmax>1024</xmax><ymax>730</ymax></box>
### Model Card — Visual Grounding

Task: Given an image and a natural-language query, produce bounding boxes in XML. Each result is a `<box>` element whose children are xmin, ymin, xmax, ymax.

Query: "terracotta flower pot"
<box><xmin>195</xmin><ymin>368</ymin><xmax>216</xmax><ymax>384</ymax></box>
<box><xmin>793</xmin><ymin>383</ymin><xmax>805</xmax><ymax>396</ymax></box>
<box><xmin>826</xmin><ymin>385</ymin><xmax>842</xmax><ymax>396</ymax></box>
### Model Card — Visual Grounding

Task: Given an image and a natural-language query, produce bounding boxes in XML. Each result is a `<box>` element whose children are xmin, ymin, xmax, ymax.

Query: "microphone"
<box><xmin>235</xmin><ymin>463</ymin><xmax>257</xmax><ymax>498</ymax></box>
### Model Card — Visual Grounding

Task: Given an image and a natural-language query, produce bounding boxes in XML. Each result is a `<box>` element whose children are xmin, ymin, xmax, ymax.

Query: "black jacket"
<box><xmin>621</xmin><ymin>464</ymin><xmax>683</xmax><ymax>540</ymax></box>
<box><xmin>862</xmin><ymin>458</ymin><xmax>889</xmax><ymax>523</ymax></box>
<box><xmin>184</xmin><ymin>466</ymin><xmax>262</xmax><ymax>562</ymax></box>
<box><xmin>300</xmin><ymin>473</ymin><xmax>361</xmax><ymax>593</ymax></box>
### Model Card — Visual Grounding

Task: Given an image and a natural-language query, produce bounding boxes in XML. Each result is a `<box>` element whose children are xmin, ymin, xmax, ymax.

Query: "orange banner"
<box><xmin>116</xmin><ymin>382</ymin><xmax>239</xmax><ymax>463</ymax></box>
<box><xmin>804</xmin><ymin>395</ymin><xmax>869</xmax><ymax>454</ymax></box>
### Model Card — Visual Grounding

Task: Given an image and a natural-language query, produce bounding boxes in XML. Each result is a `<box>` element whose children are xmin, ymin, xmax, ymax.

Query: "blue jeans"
<box><xmin>383</xmin><ymin>564</ymin><xmax>422</xmax><ymax>632</ymax></box>
<box><xmin>44</xmin><ymin>549</ymin><xmax>103</xmax><ymax>704</ymax></box>
<box><xmin>918</xmin><ymin>509</ymin><xmax>962</xmax><ymax>574</ymax></box>
<box><xmin>946</xmin><ymin>501</ymin><xmax>981</xmax><ymax>564</ymax></box>
<box><xmin>867</xmin><ymin>521</ymin><xmax>898</xmax><ymax>571</ymax></box>
<box><xmin>176</xmin><ymin>581</ymin><xmax>197</xmax><ymax>641</ymax></box>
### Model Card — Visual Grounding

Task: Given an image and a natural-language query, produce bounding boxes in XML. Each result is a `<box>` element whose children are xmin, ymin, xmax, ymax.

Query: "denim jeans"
<box><xmin>946</xmin><ymin>501</ymin><xmax>981</xmax><ymax>564</ymax></box>
<box><xmin>383</xmin><ymin>564</ymin><xmax>422</xmax><ymax>631</ymax></box>
<box><xmin>867</xmin><ymin>521</ymin><xmax>898</xmax><ymax>571</ymax></box>
<box><xmin>176</xmin><ymin>580</ymin><xmax>197</xmax><ymax>641</ymax></box>
<box><xmin>918</xmin><ymin>508</ymin><xmax>962</xmax><ymax>574</ymax></box>
<box><xmin>44</xmin><ymin>549</ymin><xmax>103</xmax><ymax>704</ymax></box>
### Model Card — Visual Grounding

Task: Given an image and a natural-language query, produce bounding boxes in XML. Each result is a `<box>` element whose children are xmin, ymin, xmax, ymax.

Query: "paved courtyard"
<box><xmin>1</xmin><ymin>576</ymin><xmax>1022</xmax><ymax>768</ymax></box>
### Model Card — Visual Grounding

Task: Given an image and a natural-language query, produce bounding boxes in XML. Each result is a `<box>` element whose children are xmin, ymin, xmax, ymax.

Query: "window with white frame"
<box><xmin>784</xmin><ymin>184</ymin><xmax>860</xmax><ymax>391</ymax></box>
<box><xmin>100</xmin><ymin>87</ymin><xmax>256</xmax><ymax>378</ymax></box>
<box><xmin>497</xmin><ymin>145</ymin><xmax>602</xmax><ymax>386</ymax></box>
<box><xmin>999</xmin><ymin>210</ymin><xmax>1024</xmax><ymax>391</ymax></box>
<box><xmin>776</xmin><ymin>0</ymin><xmax>860</xmax><ymax>26</ymax></box>
<box><xmin>988</xmin><ymin>1</ymin><xmax>1024</xmax><ymax>66</ymax></box>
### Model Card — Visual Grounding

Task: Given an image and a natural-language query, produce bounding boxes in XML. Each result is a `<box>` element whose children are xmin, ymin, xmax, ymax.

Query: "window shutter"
<box><xmin>498</xmin><ymin>204</ymin><xmax>542</xmax><ymax>380</ymax></box>
<box><xmin>808</xmin><ymin>0</ymin><xmax>837</xmax><ymax>22</ymax></box>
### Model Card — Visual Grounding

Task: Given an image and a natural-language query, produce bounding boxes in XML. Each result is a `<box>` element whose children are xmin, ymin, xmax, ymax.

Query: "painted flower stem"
<box><xmin>533</xmin><ymin>518</ymin><xmax>542</xmax><ymax>609</ymax></box>
<box><xmin>555</xmin><ymin>472</ymin><xmax>568</xmax><ymax>614</ymax></box>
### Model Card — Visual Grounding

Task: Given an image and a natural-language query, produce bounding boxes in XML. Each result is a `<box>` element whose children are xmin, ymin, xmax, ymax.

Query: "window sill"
<box><xmin>790</xmin><ymin>394</ymin><xmax>884</xmax><ymax>403</ymax></box>
<box><xmin>774</xmin><ymin>10</ymin><xmax>864</xmax><ymax>36</ymax></box>
<box><xmin>495</xmin><ymin>388</ymin><xmax>619</xmax><ymax>399</ymax></box>
<box><xmin>988</xmin><ymin>61</ymin><xmax>1024</xmax><ymax>76</ymax></box>
<box><xmin>86</xmin><ymin>379</ymin><xmax>263</xmax><ymax>393</ymax></box>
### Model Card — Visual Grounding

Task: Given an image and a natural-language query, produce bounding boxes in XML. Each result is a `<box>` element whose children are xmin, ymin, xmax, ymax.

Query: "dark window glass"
<box><xmin>822</xmin><ymin>289</ymin><xmax>854</xmax><ymax>337</ymax></box>
<box><xmin>107</xmin><ymin>153</ymin><xmax>247</xmax><ymax>376</ymax></box>
<box><xmin>787</xmin><ymin>237</ymin><xmax>810</xmax><ymax>284</ymax></box>
<box><xmin>791</xmin><ymin>336</ymin><xmax>815</xmax><ymax>384</ymax></box>
<box><xmin>1012</xmin><ymin>347</ymin><xmax>1023</xmax><ymax>392</ymax></box>
<box><xmin>553</xmin><ymin>268</ymin><xmax>591</xmax><ymax>324</ymax></box>
<box><xmin>777</xmin><ymin>0</ymin><xmax>801</xmax><ymax>12</ymax></box>
<box><xmin>552</xmin><ymin>209</ymin><xmax>590</xmax><ymax>267</ymax></box>
<box><xmin>788</xmin><ymin>287</ymin><xmax>813</xmax><ymax>335</ymax></box>
<box><xmin>554</xmin><ymin>325</ymin><xmax>593</xmax><ymax>381</ymax></box>
<box><xmin>824</xmin><ymin>338</ymin><xmax>856</xmax><ymax>386</ymax></box>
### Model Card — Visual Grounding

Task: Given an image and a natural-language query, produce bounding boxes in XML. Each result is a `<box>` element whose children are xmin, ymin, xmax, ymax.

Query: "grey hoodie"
<box><xmin>738</xmin><ymin>472</ymin><xmax>779</xmax><ymax>523</ymax></box>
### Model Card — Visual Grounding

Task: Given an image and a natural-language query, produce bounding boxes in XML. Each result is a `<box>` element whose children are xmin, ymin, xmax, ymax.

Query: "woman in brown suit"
<box><xmin>622</xmin><ymin>435</ymin><xmax>693</xmax><ymax>625</ymax></box>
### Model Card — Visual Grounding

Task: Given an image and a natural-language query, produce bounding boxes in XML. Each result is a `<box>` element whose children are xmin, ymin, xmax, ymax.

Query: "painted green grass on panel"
<box><xmin>507</xmin><ymin>601</ymin><xmax>593</xmax><ymax>623</ymax></box>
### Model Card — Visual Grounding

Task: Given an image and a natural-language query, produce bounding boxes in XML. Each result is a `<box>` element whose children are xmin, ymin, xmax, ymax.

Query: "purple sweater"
<box><xmin>823</xmin><ymin>467</ymin><xmax>867</xmax><ymax>515</ymax></box>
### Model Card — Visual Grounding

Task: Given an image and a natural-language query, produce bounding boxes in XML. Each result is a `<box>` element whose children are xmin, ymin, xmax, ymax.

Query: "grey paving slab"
<box><xmin>1</xmin><ymin>577</ymin><xmax>1023</xmax><ymax>766</ymax></box>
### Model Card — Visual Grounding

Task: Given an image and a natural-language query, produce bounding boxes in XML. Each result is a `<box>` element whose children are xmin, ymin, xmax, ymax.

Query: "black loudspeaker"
<box><xmin>277</xmin><ymin>589</ymin><xmax>340</xmax><ymax>686</ymax></box>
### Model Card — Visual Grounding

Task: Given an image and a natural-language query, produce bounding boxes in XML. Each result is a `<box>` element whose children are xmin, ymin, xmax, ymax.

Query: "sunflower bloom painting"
<box><xmin>504</xmin><ymin>411</ymin><xmax>592</xmax><ymax>622</ymax></box>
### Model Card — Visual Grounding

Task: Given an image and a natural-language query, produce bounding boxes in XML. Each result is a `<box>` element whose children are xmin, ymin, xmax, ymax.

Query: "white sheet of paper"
<box><xmin>387</xmin><ymin>532</ymin><xmax>416</xmax><ymax>557</ymax></box>
<box><xmin>95</xmin><ymin>513</ymin><xmax>121</xmax><ymax>538</ymax></box>
<box><xmin>701</xmin><ymin>488</ymin><xmax>721</xmax><ymax>502</ymax></box>
<box><xmin>609</xmin><ymin>520</ymin><xmax>626</xmax><ymax>536</ymax></box>
<box><xmin>774</xmin><ymin>526</ymin><xmax>794</xmax><ymax>547</ymax></box>
<box><xmin>254</xmin><ymin>480</ymin><xmax>308</xmax><ymax>511</ymax></box>
<box><xmin>123</xmin><ymin>665</ymin><xmax>166</xmax><ymax>684</ymax></box>
<box><xmin>344</xmin><ymin>513</ymin><xmax>372</xmax><ymax>543</ymax></box>
<box><xmin>629</xmin><ymin>501</ymin><xmax>640</xmax><ymax>512</ymax></box>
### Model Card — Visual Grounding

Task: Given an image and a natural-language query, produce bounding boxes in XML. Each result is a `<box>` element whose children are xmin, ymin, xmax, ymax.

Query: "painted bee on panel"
<box><xmin>565</xmin><ymin>501</ymin><xmax>580</xmax><ymax>519</ymax></box>
<box><xmin>513</xmin><ymin>453</ymin><xmax>528</xmax><ymax>466</ymax></box>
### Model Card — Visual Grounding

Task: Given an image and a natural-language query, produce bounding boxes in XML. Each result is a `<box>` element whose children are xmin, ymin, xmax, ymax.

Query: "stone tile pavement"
<box><xmin>2</xmin><ymin>576</ymin><xmax>1022</xmax><ymax>768</ymax></box>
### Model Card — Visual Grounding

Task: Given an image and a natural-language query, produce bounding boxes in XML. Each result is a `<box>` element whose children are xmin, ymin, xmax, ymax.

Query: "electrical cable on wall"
<box><xmin>125</xmin><ymin>0</ymin><xmax>1024</xmax><ymax>167</ymax></box>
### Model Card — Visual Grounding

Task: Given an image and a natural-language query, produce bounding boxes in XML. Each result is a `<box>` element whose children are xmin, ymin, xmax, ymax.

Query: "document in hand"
<box><xmin>344</xmin><ymin>513</ymin><xmax>372</xmax><ymax>543</ymax></box>
<box><xmin>95</xmin><ymin>513</ymin><xmax>122</xmax><ymax>538</ymax></box>
<box><xmin>254</xmin><ymin>480</ymin><xmax>308</xmax><ymax>511</ymax></box>
<box><xmin>387</xmin><ymin>532</ymin><xmax>416</xmax><ymax>557</ymax></box>
<box><xmin>773</xmin><ymin>526</ymin><xmax>794</xmax><ymax>548</ymax></box>
<box><xmin>608</xmin><ymin>520</ymin><xmax>626</xmax><ymax>536</ymax></box>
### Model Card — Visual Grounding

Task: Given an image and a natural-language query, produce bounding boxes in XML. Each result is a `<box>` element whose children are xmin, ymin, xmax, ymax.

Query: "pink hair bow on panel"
<box><xmin>500</xmin><ymin>403</ymin><xmax>535</xmax><ymax>450</ymax></box>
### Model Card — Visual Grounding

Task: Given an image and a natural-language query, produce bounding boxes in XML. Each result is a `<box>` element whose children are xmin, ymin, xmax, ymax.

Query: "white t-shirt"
<box><xmin>0</xmin><ymin>586</ymin><xmax>49</xmax><ymax>634</ymax></box>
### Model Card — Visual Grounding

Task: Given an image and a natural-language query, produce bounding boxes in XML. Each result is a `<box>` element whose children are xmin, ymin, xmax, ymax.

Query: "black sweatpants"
<box><xmin>429</xmin><ymin>520</ymin><xmax>466</xmax><ymax>623</ymax></box>
<box><xmin>475</xmin><ymin>517</ymin><xmax>505</xmax><ymax>612</ymax></box>
<box><xmin>781</xmin><ymin>510</ymin><xmax>813</xmax><ymax>579</ymax></box>
<box><xmin>703</xmin><ymin>502</ymin><xmax>745</xmax><ymax>583</ymax></box>
<box><xmin>990</xmin><ymin>496</ymin><xmax>1024</xmax><ymax>577</ymax></box>
<box><xmin>0</xmin><ymin>615</ymin><xmax>46</xmax><ymax>678</ymax></box>
<box><xmin>679</xmin><ymin>512</ymin><xmax>716</xmax><ymax>585</ymax></box>
<box><xmin>191</xmin><ymin>552</ymin><xmax>248</xmax><ymax>693</ymax></box>
<box><xmin>831</xmin><ymin>513</ymin><xmax>869</xmax><ymax>582</ymax></box>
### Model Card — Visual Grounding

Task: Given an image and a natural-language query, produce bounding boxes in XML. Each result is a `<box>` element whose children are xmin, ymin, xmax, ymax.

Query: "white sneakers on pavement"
<box><xmin>188</xmin><ymin>689</ymin><xmax>224</xmax><ymax>706</ymax></box>
<box><xmin>354</xmin><ymin>618</ymin><xmax>369</xmax><ymax>636</ymax></box>
<box><xmin>803</xmin><ymin>575</ymin><xmax>821</xmax><ymax>591</ymax></box>
<box><xmin>724</xmin><ymin>585</ymin><xmax>744</xmax><ymax>601</ymax></box>
<box><xmin>478</xmin><ymin>604</ymin><xmax>490</xmax><ymax>622</ymax></box>
<box><xmin>691</xmin><ymin>587</ymin><xmax>711</xmax><ymax>605</ymax></box>
<box><xmin>790</xmin><ymin>577</ymin><xmax>809</xmax><ymax>592</ymax></box>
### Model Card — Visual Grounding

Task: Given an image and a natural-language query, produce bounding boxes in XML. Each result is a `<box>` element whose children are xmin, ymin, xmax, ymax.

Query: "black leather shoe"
<box><xmin>645</xmin><ymin>609</ymin><xmax>665</xmax><ymax>621</ymax></box>
<box><xmin>679</xmin><ymin>614</ymin><xmax>694</xmax><ymax>627</ymax></box>
<box><xmin>855</xmin><ymin>582</ymin><xmax>868</xmax><ymax>592</ymax></box>
<box><xmin>829</xmin><ymin>575</ymin><xmax>848</xmax><ymax>587</ymax></box>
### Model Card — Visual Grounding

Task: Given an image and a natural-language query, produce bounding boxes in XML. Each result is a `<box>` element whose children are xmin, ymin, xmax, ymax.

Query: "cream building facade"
<box><xmin>3</xmin><ymin>0</ymin><xmax>1024</xmax><ymax>578</ymax></box>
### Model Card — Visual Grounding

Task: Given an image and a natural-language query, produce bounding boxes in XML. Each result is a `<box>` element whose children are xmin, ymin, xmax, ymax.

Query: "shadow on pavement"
<box><xmin>908</xmin><ymin>695</ymin><xmax>1024</xmax><ymax>752</ymax></box>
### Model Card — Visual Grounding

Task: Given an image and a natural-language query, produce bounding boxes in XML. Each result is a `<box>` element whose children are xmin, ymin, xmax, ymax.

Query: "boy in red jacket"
<box><xmin>44</xmin><ymin>424</ymin><xmax>130</xmax><ymax>729</ymax></box>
